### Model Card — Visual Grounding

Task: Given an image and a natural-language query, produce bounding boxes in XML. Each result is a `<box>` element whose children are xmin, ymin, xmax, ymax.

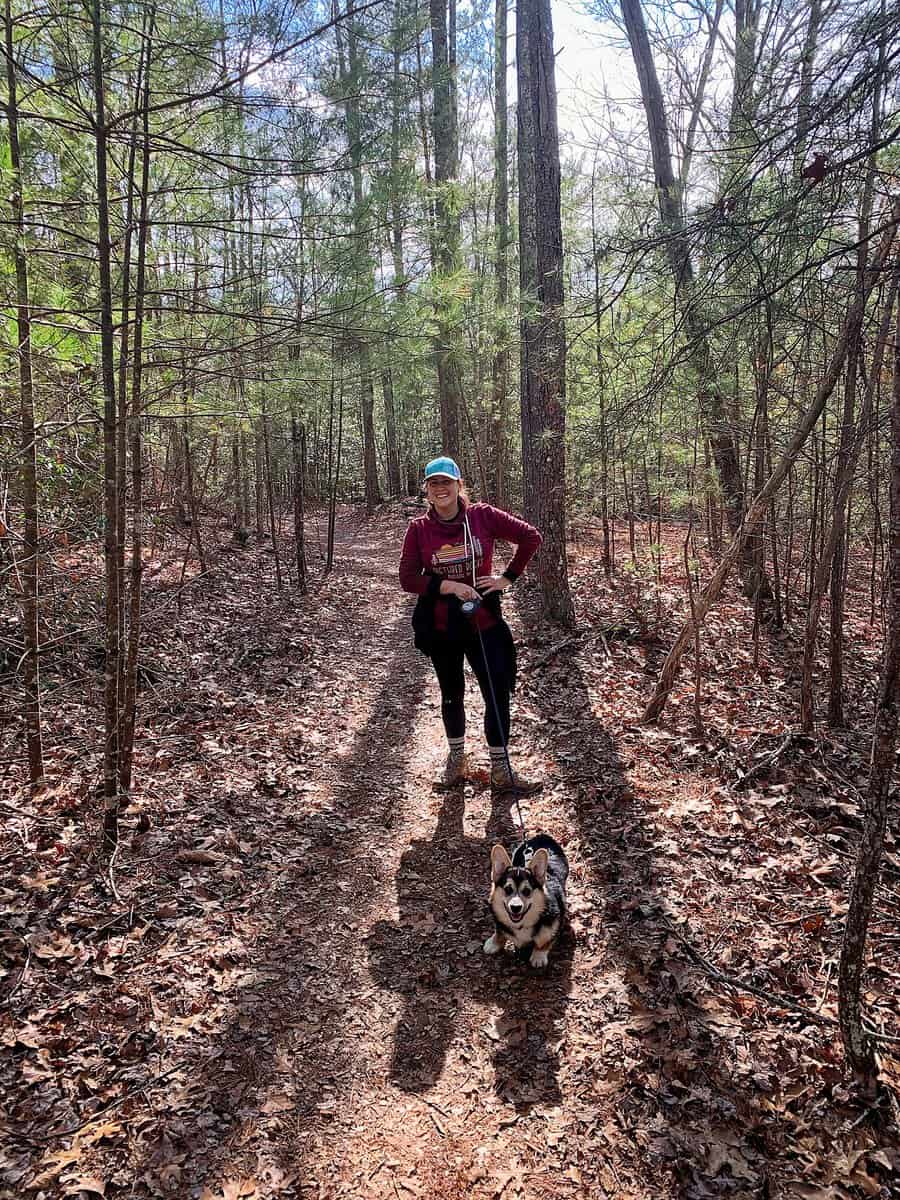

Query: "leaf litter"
<box><xmin>1</xmin><ymin>507</ymin><xmax>898</xmax><ymax>1198</ymax></box>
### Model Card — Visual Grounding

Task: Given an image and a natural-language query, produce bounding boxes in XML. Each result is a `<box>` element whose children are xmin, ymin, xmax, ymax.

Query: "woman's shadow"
<box><xmin>367</xmin><ymin>782</ymin><xmax>573</xmax><ymax>1108</ymax></box>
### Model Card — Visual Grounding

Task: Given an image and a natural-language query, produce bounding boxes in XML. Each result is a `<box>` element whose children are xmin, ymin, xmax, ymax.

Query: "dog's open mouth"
<box><xmin>506</xmin><ymin>903</ymin><xmax>532</xmax><ymax>924</ymax></box>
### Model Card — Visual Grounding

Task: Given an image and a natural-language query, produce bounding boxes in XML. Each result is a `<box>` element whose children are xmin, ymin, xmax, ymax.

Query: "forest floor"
<box><xmin>2</xmin><ymin>503</ymin><xmax>900</xmax><ymax>1200</ymax></box>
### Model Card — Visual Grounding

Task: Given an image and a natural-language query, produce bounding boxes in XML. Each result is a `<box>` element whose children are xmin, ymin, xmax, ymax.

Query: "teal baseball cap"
<box><xmin>424</xmin><ymin>456</ymin><xmax>461</xmax><ymax>482</ymax></box>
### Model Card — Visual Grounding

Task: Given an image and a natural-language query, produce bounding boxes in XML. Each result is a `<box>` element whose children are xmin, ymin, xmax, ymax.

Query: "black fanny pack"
<box><xmin>413</xmin><ymin>588</ymin><xmax>502</xmax><ymax>646</ymax></box>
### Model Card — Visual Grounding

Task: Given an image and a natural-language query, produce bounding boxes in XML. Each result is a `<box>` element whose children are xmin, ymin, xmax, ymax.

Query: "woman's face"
<box><xmin>426</xmin><ymin>476</ymin><xmax>460</xmax><ymax>513</ymax></box>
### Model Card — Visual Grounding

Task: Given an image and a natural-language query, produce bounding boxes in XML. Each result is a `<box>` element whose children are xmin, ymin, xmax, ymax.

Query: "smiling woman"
<box><xmin>399</xmin><ymin>455</ymin><xmax>544</xmax><ymax>793</ymax></box>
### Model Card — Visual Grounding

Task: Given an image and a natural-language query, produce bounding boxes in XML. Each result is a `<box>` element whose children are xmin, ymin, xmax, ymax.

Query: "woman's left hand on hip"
<box><xmin>477</xmin><ymin>575</ymin><xmax>511</xmax><ymax>594</ymax></box>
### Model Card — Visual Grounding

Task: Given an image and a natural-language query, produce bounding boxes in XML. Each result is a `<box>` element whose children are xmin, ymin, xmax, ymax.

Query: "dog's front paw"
<box><xmin>484</xmin><ymin>934</ymin><xmax>504</xmax><ymax>956</ymax></box>
<box><xmin>529</xmin><ymin>948</ymin><xmax>549</xmax><ymax>969</ymax></box>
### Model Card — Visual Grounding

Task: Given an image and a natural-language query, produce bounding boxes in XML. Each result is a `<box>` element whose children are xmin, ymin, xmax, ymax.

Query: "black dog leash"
<box><xmin>461</xmin><ymin>511</ymin><xmax>528</xmax><ymax>845</ymax></box>
<box><xmin>475</xmin><ymin>622</ymin><xmax>528</xmax><ymax>844</ymax></box>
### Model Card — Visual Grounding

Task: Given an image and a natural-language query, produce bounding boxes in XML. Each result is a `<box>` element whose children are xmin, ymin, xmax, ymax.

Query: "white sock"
<box><xmin>448</xmin><ymin>736</ymin><xmax>465</xmax><ymax>759</ymax></box>
<box><xmin>488</xmin><ymin>746</ymin><xmax>508</xmax><ymax>773</ymax></box>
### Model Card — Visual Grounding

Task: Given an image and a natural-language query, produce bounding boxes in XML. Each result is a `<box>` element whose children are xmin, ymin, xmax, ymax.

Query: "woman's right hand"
<box><xmin>441</xmin><ymin>580</ymin><xmax>480</xmax><ymax>602</ymax></box>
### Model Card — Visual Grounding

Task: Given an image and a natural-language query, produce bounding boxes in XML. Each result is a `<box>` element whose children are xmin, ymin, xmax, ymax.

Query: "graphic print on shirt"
<box><xmin>431</xmin><ymin>536</ymin><xmax>483</xmax><ymax>580</ymax></box>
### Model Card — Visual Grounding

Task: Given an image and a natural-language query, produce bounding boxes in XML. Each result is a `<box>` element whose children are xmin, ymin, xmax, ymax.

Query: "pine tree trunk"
<box><xmin>390</xmin><ymin>0</ymin><xmax>407</xmax><ymax>294</ymax></box>
<box><xmin>4</xmin><ymin>0</ymin><xmax>44</xmax><ymax>791</ymax></box>
<box><xmin>292</xmin><ymin>414</ymin><xmax>307</xmax><ymax>592</ymax></box>
<box><xmin>120</xmin><ymin>6</ymin><xmax>155</xmax><ymax>796</ymax></box>
<box><xmin>517</xmin><ymin>0</ymin><xmax>574</xmax><ymax>624</ymax></box>
<box><xmin>232</xmin><ymin>436</ymin><xmax>242</xmax><ymax>533</ymax></box>
<box><xmin>334</xmin><ymin>0</ymin><xmax>382</xmax><ymax>509</ymax></box>
<box><xmin>91</xmin><ymin>0</ymin><xmax>122</xmax><ymax>843</ymax></box>
<box><xmin>591</xmin><ymin>169</ymin><xmax>611</xmax><ymax>577</ymax></box>
<box><xmin>489</xmin><ymin>0</ymin><xmax>509</xmax><ymax>506</ymax></box>
<box><xmin>382</xmin><ymin>370</ymin><xmax>402</xmax><ymax>495</ymax></box>
<box><xmin>262</xmin><ymin>408</ymin><xmax>282</xmax><ymax>589</ymax></box>
<box><xmin>430</xmin><ymin>0</ymin><xmax>462</xmax><ymax>456</ymax></box>
<box><xmin>838</xmin><ymin>298</ymin><xmax>900</xmax><ymax>1097</ymax></box>
<box><xmin>255</xmin><ymin>424</ymin><xmax>264</xmax><ymax>539</ymax></box>
<box><xmin>240</xmin><ymin>430</ymin><xmax>251</xmax><ymax>530</ymax></box>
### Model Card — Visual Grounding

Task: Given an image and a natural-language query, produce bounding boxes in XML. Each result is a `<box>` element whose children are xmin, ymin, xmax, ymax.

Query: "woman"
<box><xmin>399</xmin><ymin>455</ymin><xmax>543</xmax><ymax>792</ymax></box>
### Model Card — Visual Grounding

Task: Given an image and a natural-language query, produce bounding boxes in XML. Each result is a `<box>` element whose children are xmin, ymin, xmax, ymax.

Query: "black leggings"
<box><xmin>429</xmin><ymin>624</ymin><xmax>511</xmax><ymax>746</ymax></box>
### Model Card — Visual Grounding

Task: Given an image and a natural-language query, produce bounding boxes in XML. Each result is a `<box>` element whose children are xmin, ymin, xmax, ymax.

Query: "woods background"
<box><xmin>3</xmin><ymin>0</ymin><xmax>900</xmax><ymax>1128</ymax></box>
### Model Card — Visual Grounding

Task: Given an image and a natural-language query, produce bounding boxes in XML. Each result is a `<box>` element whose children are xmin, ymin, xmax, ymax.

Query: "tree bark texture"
<box><xmin>120</xmin><ymin>8</ymin><xmax>155</xmax><ymax>795</ymax></box>
<box><xmin>92</xmin><ymin>0</ymin><xmax>122</xmax><ymax>841</ymax></box>
<box><xmin>292</xmin><ymin>414</ymin><xmax>308</xmax><ymax>592</ymax></box>
<box><xmin>517</xmin><ymin>0</ymin><xmax>574</xmax><ymax>624</ymax></box>
<box><xmin>838</xmin><ymin>297</ymin><xmax>900</xmax><ymax>1096</ymax></box>
<box><xmin>382</xmin><ymin>370</ymin><xmax>402</xmax><ymax>495</ymax></box>
<box><xmin>430</xmin><ymin>0</ymin><xmax>462</xmax><ymax>457</ymax></box>
<box><xmin>489</xmin><ymin>0</ymin><xmax>509</xmax><ymax>506</ymax></box>
<box><xmin>262</xmin><ymin>410</ymin><xmax>282</xmax><ymax>588</ymax></box>
<box><xmin>335</xmin><ymin>0</ymin><xmax>381</xmax><ymax>511</ymax></box>
<box><xmin>4</xmin><ymin>0</ymin><xmax>45</xmax><ymax>790</ymax></box>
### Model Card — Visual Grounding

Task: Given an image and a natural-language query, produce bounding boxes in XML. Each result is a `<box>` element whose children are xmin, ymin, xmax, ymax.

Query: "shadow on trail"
<box><xmin>367</xmin><ymin>782</ymin><xmax>573</xmax><ymax>1107</ymax></box>
<box><xmin>126</xmin><ymin>530</ymin><xmax>433</xmax><ymax>1196</ymax></box>
<box><xmin>512</xmin><ymin>587</ymin><xmax>785</xmax><ymax>1197</ymax></box>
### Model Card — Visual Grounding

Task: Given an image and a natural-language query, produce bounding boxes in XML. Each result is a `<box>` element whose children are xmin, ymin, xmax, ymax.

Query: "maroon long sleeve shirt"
<box><xmin>399</xmin><ymin>500</ymin><xmax>542</xmax><ymax>634</ymax></box>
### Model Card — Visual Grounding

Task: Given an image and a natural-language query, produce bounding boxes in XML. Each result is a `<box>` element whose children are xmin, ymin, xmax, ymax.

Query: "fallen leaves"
<box><xmin>3</xmin><ymin>510</ymin><xmax>898</xmax><ymax>1200</ymax></box>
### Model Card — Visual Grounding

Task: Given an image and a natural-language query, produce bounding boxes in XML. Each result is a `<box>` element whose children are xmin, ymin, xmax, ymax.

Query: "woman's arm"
<box><xmin>484</xmin><ymin>506</ymin><xmax>543</xmax><ymax>580</ymax></box>
<box><xmin>399</xmin><ymin>523</ymin><xmax>441</xmax><ymax>596</ymax></box>
<box><xmin>400</xmin><ymin>522</ymin><xmax>479</xmax><ymax>600</ymax></box>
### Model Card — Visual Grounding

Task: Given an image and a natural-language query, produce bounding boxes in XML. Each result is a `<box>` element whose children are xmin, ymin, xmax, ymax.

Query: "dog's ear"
<box><xmin>490</xmin><ymin>844</ymin><xmax>511</xmax><ymax>882</ymax></box>
<box><xmin>529</xmin><ymin>848</ymin><xmax>550</xmax><ymax>884</ymax></box>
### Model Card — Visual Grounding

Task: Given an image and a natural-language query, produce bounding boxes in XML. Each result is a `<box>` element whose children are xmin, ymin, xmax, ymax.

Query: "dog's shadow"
<box><xmin>367</xmin><ymin>785</ymin><xmax>573</xmax><ymax>1107</ymax></box>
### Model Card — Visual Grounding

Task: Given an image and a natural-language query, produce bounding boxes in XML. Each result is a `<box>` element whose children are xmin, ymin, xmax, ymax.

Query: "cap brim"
<box><xmin>424</xmin><ymin>473</ymin><xmax>457</xmax><ymax>481</ymax></box>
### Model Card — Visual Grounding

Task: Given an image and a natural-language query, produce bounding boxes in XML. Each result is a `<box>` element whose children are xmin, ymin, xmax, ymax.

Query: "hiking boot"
<box><xmin>441</xmin><ymin>751</ymin><xmax>467</xmax><ymax>788</ymax></box>
<box><xmin>490</xmin><ymin>765</ymin><xmax>543</xmax><ymax>796</ymax></box>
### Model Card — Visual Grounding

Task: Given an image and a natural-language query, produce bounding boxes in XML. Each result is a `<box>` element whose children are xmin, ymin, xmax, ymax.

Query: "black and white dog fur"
<box><xmin>484</xmin><ymin>834</ymin><xmax>569</xmax><ymax>968</ymax></box>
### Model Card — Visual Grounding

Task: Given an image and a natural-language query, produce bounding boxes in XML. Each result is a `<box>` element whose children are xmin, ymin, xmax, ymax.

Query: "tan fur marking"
<box><xmin>532</xmin><ymin>918</ymin><xmax>560</xmax><ymax>950</ymax></box>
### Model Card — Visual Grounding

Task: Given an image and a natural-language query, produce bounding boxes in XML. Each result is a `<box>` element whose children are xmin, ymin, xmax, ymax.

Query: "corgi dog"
<box><xmin>484</xmin><ymin>835</ymin><xmax>568</xmax><ymax>968</ymax></box>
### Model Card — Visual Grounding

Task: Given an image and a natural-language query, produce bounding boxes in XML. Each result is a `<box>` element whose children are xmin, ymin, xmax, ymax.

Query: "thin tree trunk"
<box><xmin>592</xmin><ymin>167</ymin><xmax>611</xmax><ymax>577</ymax></box>
<box><xmin>334</xmin><ymin>0</ymin><xmax>382</xmax><ymax>511</ymax></box>
<box><xmin>489</xmin><ymin>0</ymin><xmax>509</xmax><ymax>505</ymax></box>
<box><xmin>292</xmin><ymin>414</ymin><xmax>307</xmax><ymax>592</ymax></box>
<box><xmin>241</xmin><ymin>429</ymin><xmax>251</xmax><ymax>530</ymax></box>
<box><xmin>390</xmin><ymin>0</ymin><xmax>407</xmax><ymax>294</ymax></box>
<box><xmin>838</xmin><ymin>298</ymin><xmax>900</xmax><ymax>1096</ymax></box>
<box><xmin>382</xmin><ymin>370</ymin><xmax>402</xmax><ymax>495</ymax></box>
<box><xmin>620</xmin><ymin>0</ymin><xmax>766</xmax><ymax>598</ymax></box>
<box><xmin>799</xmin><ymin>266</ymin><xmax>899</xmax><ymax>730</ymax></box>
<box><xmin>828</xmin><ymin>49</ymin><xmax>885</xmax><ymax>726</ymax></box>
<box><xmin>91</xmin><ymin>0</ymin><xmax>122</xmax><ymax>843</ymax></box>
<box><xmin>262</xmin><ymin>409</ymin><xmax>282</xmax><ymax>589</ymax></box>
<box><xmin>255</xmin><ymin>424</ymin><xmax>264</xmax><ymax>539</ymax></box>
<box><xmin>801</xmin><ymin>110</ymin><xmax>892</xmax><ymax>729</ymax></box>
<box><xmin>232</xmin><ymin>436</ymin><xmax>242</xmax><ymax>533</ymax></box>
<box><xmin>183</xmin><ymin>432</ymin><xmax>205</xmax><ymax>574</ymax></box>
<box><xmin>120</xmin><ymin>5</ymin><xmax>155</xmax><ymax>796</ymax></box>
<box><xmin>644</xmin><ymin>207</ymin><xmax>899</xmax><ymax>723</ymax></box>
<box><xmin>327</xmin><ymin>358</ymin><xmax>344</xmax><ymax>572</ymax></box>
<box><xmin>430</xmin><ymin>0</ymin><xmax>462</xmax><ymax>456</ymax></box>
<box><xmin>4</xmin><ymin>0</ymin><xmax>44</xmax><ymax>790</ymax></box>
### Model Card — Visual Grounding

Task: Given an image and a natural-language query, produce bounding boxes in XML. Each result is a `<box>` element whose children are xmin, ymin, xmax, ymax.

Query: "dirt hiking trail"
<box><xmin>3</xmin><ymin>505</ymin><xmax>899</xmax><ymax>1200</ymax></box>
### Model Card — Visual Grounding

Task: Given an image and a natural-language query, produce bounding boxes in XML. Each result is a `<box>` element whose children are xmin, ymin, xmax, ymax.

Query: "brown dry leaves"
<box><xmin>2</xmin><ymin>509</ymin><xmax>899</xmax><ymax>1199</ymax></box>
